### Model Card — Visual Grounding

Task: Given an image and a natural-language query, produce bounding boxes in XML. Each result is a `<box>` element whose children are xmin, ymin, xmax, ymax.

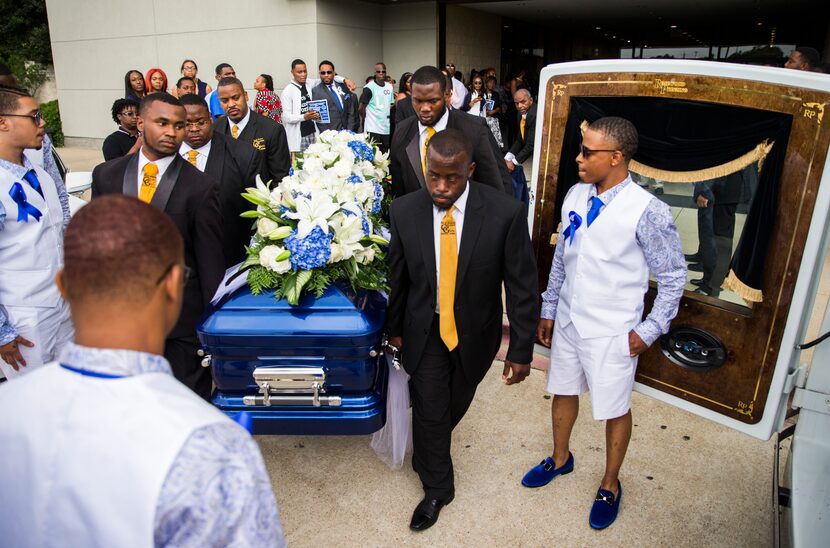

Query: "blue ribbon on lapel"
<box><xmin>9</xmin><ymin>182</ymin><xmax>42</xmax><ymax>222</ymax></box>
<box><xmin>561</xmin><ymin>210</ymin><xmax>581</xmax><ymax>246</ymax></box>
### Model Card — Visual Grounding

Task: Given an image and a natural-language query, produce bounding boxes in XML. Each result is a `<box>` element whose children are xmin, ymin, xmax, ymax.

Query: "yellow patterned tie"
<box><xmin>231</xmin><ymin>125</ymin><xmax>239</xmax><ymax>139</ymax></box>
<box><xmin>139</xmin><ymin>163</ymin><xmax>158</xmax><ymax>203</ymax></box>
<box><xmin>421</xmin><ymin>126</ymin><xmax>436</xmax><ymax>178</ymax></box>
<box><xmin>187</xmin><ymin>150</ymin><xmax>198</xmax><ymax>166</ymax></box>
<box><xmin>520</xmin><ymin>117</ymin><xmax>526</xmax><ymax>140</ymax></box>
<box><xmin>439</xmin><ymin>205</ymin><xmax>458</xmax><ymax>351</ymax></box>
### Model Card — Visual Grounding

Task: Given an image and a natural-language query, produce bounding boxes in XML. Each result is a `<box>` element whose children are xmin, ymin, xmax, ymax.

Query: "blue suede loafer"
<box><xmin>589</xmin><ymin>481</ymin><xmax>622</xmax><ymax>530</ymax></box>
<box><xmin>521</xmin><ymin>452</ymin><xmax>574</xmax><ymax>488</ymax></box>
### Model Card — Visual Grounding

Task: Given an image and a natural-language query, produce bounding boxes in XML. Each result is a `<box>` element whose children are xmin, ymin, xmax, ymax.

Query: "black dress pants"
<box><xmin>165</xmin><ymin>336</ymin><xmax>212</xmax><ymax>401</ymax></box>
<box><xmin>410</xmin><ymin>315</ymin><xmax>479</xmax><ymax>499</ymax></box>
<box><xmin>368</xmin><ymin>132</ymin><xmax>390</xmax><ymax>153</ymax></box>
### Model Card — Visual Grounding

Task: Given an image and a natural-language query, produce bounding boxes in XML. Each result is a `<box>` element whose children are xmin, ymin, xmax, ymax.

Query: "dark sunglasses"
<box><xmin>580</xmin><ymin>145</ymin><xmax>618</xmax><ymax>158</ymax></box>
<box><xmin>375</xmin><ymin>70</ymin><xmax>386</xmax><ymax>74</ymax></box>
<box><xmin>0</xmin><ymin>111</ymin><xmax>43</xmax><ymax>125</ymax></box>
<box><xmin>155</xmin><ymin>263</ymin><xmax>193</xmax><ymax>285</ymax></box>
<box><xmin>320</xmin><ymin>70</ymin><xmax>333</xmax><ymax>75</ymax></box>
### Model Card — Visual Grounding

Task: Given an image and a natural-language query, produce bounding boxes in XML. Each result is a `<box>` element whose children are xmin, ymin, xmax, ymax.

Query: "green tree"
<box><xmin>0</xmin><ymin>0</ymin><xmax>52</xmax><ymax>65</ymax></box>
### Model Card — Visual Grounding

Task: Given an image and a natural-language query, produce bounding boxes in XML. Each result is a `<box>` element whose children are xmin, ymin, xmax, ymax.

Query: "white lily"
<box><xmin>283</xmin><ymin>192</ymin><xmax>340</xmax><ymax>238</ymax></box>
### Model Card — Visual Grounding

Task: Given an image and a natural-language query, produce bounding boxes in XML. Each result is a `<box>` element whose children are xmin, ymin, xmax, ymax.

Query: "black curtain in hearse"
<box><xmin>557</xmin><ymin>97</ymin><xmax>792</xmax><ymax>302</ymax></box>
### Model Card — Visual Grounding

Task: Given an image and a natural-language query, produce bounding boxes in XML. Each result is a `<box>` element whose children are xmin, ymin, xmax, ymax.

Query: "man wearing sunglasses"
<box><xmin>0</xmin><ymin>195</ymin><xmax>285</xmax><ymax>547</ymax></box>
<box><xmin>525</xmin><ymin>117</ymin><xmax>686</xmax><ymax>530</ymax></box>
<box><xmin>359</xmin><ymin>62</ymin><xmax>395</xmax><ymax>152</ymax></box>
<box><xmin>444</xmin><ymin>63</ymin><xmax>467</xmax><ymax>111</ymax></box>
<box><xmin>0</xmin><ymin>85</ymin><xmax>74</xmax><ymax>381</ymax></box>
<box><xmin>312</xmin><ymin>60</ymin><xmax>359</xmax><ymax>133</ymax></box>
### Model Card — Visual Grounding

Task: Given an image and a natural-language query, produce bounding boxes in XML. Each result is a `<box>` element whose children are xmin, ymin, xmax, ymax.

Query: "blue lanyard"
<box><xmin>60</xmin><ymin>363</ymin><xmax>125</xmax><ymax>379</ymax></box>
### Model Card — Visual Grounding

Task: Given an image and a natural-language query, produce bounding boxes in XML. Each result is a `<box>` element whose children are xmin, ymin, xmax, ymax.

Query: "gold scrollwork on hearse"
<box><xmin>802</xmin><ymin>102</ymin><xmax>825</xmax><ymax>125</ymax></box>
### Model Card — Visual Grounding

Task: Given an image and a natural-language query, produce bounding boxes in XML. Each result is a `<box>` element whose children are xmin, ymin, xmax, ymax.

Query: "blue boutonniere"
<box><xmin>561</xmin><ymin>210</ymin><xmax>582</xmax><ymax>246</ymax></box>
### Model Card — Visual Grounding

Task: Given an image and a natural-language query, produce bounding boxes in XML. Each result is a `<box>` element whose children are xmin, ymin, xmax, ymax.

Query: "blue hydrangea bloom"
<box><xmin>371</xmin><ymin>182</ymin><xmax>383</xmax><ymax>214</ymax></box>
<box><xmin>361</xmin><ymin>213</ymin><xmax>370</xmax><ymax>235</ymax></box>
<box><xmin>347</xmin><ymin>175</ymin><xmax>362</xmax><ymax>184</ymax></box>
<box><xmin>284</xmin><ymin>226</ymin><xmax>332</xmax><ymax>270</ymax></box>
<box><xmin>289</xmin><ymin>167</ymin><xmax>294</xmax><ymax>176</ymax></box>
<box><xmin>347</xmin><ymin>140</ymin><xmax>374</xmax><ymax>162</ymax></box>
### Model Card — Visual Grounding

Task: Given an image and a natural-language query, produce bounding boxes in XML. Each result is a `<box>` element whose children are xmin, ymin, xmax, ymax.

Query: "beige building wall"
<box><xmin>45</xmin><ymin>0</ymin><xmax>438</xmax><ymax>144</ymax></box>
<box><xmin>445</xmin><ymin>5</ymin><xmax>502</xmax><ymax>83</ymax></box>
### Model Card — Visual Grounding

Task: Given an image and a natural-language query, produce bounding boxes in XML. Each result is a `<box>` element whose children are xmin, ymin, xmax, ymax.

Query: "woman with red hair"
<box><xmin>145</xmin><ymin>68</ymin><xmax>168</xmax><ymax>94</ymax></box>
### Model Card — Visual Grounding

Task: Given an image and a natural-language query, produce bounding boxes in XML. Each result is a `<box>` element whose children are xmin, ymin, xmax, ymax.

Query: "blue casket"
<box><xmin>197</xmin><ymin>283</ymin><xmax>388</xmax><ymax>435</ymax></box>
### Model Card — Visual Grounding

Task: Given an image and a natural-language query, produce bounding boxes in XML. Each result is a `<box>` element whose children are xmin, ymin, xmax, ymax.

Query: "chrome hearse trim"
<box><xmin>251</xmin><ymin>366</ymin><xmax>329</xmax><ymax>407</ymax></box>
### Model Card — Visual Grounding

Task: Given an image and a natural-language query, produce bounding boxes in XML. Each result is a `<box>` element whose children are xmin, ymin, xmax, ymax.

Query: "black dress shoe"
<box><xmin>688</xmin><ymin>263</ymin><xmax>704</xmax><ymax>272</ymax></box>
<box><xmin>694</xmin><ymin>286</ymin><xmax>719</xmax><ymax>297</ymax></box>
<box><xmin>409</xmin><ymin>494</ymin><xmax>454</xmax><ymax>531</ymax></box>
<box><xmin>684</xmin><ymin>253</ymin><xmax>700</xmax><ymax>261</ymax></box>
<box><xmin>690</xmin><ymin>278</ymin><xmax>706</xmax><ymax>287</ymax></box>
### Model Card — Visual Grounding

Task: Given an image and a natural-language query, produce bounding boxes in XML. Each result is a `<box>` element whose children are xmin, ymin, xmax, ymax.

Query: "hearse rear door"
<box><xmin>530</xmin><ymin>60</ymin><xmax>830</xmax><ymax>440</ymax></box>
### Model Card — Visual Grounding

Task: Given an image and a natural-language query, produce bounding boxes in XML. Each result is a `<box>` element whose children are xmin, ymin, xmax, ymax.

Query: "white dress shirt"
<box><xmin>432</xmin><ymin>182</ymin><xmax>469</xmax><ymax>313</ymax></box>
<box><xmin>228</xmin><ymin>108</ymin><xmax>251</xmax><ymax>136</ymax></box>
<box><xmin>418</xmin><ymin>108</ymin><xmax>450</xmax><ymax>167</ymax></box>
<box><xmin>137</xmin><ymin>149</ymin><xmax>176</xmax><ymax>195</ymax></box>
<box><xmin>179</xmin><ymin>140</ymin><xmax>212</xmax><ymax>172</ymax></box>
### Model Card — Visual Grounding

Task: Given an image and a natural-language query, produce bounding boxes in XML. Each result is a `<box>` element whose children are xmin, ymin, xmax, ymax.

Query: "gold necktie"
<box><xmin>439</xmin><ymin>205</ymin><xmax>458</xmax><ymax>351</ymax></box>
<box><xmin>231</xmin><ymin>125</ymin><xmax>239</xmax><ymax>139</ymax></box>
<box><xmin>520</xmin><ymin>117</ymin><xmax>526</xmax><ymax>140</ymax></box>
<box><xmin>421</xmin><ymin>126</ymin><xmax>436</xmax><ymax>178</ymax></box>
<box><xmin>187</xmin><ymin>150</ymin><xmax>198</xmax><ymax>166</ymax></box>
<box><xmin>139</xmin><ymin>163</ymin><xmax>159</xmax><ymax>203</ymax></box>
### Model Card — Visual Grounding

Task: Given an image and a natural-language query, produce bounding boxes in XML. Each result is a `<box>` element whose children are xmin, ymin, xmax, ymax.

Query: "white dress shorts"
<box><xmin>545</xmin><ymin>320</ymin><xmax>638</xmax><ymax>420</ymax></box>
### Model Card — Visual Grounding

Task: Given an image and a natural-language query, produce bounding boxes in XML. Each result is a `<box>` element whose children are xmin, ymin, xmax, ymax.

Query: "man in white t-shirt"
<box><xmin>359</xmin><ymin>62</ymin><xmax>395</xmax><ymax>152</ymax></box>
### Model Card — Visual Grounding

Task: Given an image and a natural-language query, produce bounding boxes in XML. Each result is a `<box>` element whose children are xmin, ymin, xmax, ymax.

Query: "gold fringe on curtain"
<box><xmin>579</xmin><ymin>120</ymin><xmax>774</xmax><ymax>183</ymax></box>
<box><xmin>721</xmin><ymin>269</ymin><xmax>763</xmax><ymax>303</ymax></box>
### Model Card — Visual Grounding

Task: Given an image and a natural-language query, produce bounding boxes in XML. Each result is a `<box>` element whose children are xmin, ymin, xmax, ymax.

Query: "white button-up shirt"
<box><xmin>432</xmin><ymin>182</ymin><xmax>469</xmax><ymax>313</ymax></box>
<box><xmin>137</xmin><ymin>149</ymin><xmax>175</xmax><ymax>196</ymax></box>
<box><xmin>179</xmin><ymin>140</ymin><xmax>212</xmax><ymax>172</ymax></box>
<box><xmin>418</xmin><ymin>108</ymin><xmax>450</xmax><ymax>168</ymax></box>
<box><xmin>228</xmin><ymin>108</ymin><xmax>251</xmax><ymax>136</ymax></box>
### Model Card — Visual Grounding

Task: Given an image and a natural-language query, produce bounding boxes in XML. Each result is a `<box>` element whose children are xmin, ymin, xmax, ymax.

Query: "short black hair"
<box><xmin>411</xmin><ymin>66</ymin><xmax>448</xmax><ymax>93</ymax></box>
<box><xmin>215</xmin><ymin>63</ymin><xmax>232</xmax><ymax>76</ymax></box>
<box><xmin>0</xmin><ymin>84</ymin><xmax>30</xmax><ymax>114</ymax></box>
<box><xmin>259</xmin><ymin>74</ymin><xmax>274</xmax><ymax>92</ymax></box>
<box><xmin>319</xmin><ymin>60</ymin><xmax>335</xmax><ymax>70</ymax></box>
<box><xmin>217</xmin><ymin>77</ymin><xmax>245</xmax><ymax>92</ymax></box>
<box><xmin>178</xmin><ymin>93</ymin><xmax>209</xmax><ymax>111</ymax></box>
<box><xmin>176</xmin><ymin>76</ymin><xmax>195</xmax><ymax>89</ymax></box>
<box><xmin>795</xmin><ymin>46</ymin><xmax>821</xmax><ymax>68</ymax></box>
<box><xmin>588</xmin><ymin>116</ymin><xmax>639</xmax><ymax>160</ymax></box>
<box><xmin>291</xmin><ymin>59</ymin><xmax>306</xmax><ymax>70</ymax></box>
<box><xmin>138</xmin><ymin>92</ymin><xmax>183</xmax><ymax>115</ymax></box>
<box><xmin>180</xmin><ymin>59</ymin><xmax>198</xmax><ymax>72</ymax></box>
<box><xmin>427</xmin><ymin>128</ymin><xmax>472</xmax><ymax>162</ymax></box>
<box><xmin>111</xmin><ymin>97</ymin><xmax>139</xmax><ymax>123</ymax></box>
<box><xmin>375</xmin><ymin>62</ymin><xmax>386</xmax><ymax>70</ymax></box>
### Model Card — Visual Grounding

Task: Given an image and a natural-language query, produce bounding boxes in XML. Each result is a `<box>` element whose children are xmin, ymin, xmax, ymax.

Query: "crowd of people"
<box><xmin>0</xmin><ymin>44</ymin><xmax>826</xmax><ymax>544</ymax></box>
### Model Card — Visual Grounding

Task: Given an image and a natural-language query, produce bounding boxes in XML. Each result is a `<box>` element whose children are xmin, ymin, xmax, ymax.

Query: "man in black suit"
<box><xmin>213</xmin><ymin>77</ymin><xmax>291</xmax><ymax>187</ymax></box>
<box><xmin>312</xmin><ymin>60</ymin><xmax>358</xmax><ymax>133</ymax></box>
<box><xmin>504</xmin><ymin>89</ymin><xmax>536</xmax><ymax>172</ymax></box>
<box><xmin>179</xmin><ymin>94</ymin><xmax>263</xmax><ymax>266</ymax></box>
<box><xmin>390</xmin><ymin>65</ymin><xmax>513</xmax><ymax>198</ymax></box>
<box><xmin>91</xmin><ymin>93</ymin><xmax>225</xmax><ymax>400</ymax></box>
<box><xmin>387</xmin><ymin>129</ymin><xmax>539</xmax><ymax>531</ymax></box>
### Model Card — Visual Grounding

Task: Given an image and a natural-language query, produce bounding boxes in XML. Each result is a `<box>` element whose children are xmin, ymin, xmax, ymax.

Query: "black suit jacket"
<box><xmin>395</xmin><ymin>96</ymin><xmax>415</xmax><ymax>124</ymax></box>
<box><xmin>387</xmin><ymin>182</ymin><xmax>539</xmax><ymax>384</ymax></box>
<box><xmin>311</xmin><ymin>82</ymin><xmax>358</xmax><ymax>133</ymax></box>
<box><xmin>509</xmin><ymin>103</ymin><xmax>537</xmax><ymax>165</ymax></box>
<box><xmin>203</xmin><ymin>132</ymin><xmax>263</xmax><ymax>266</ymax></box>
<box><xmin>214</xmin><ymin>109</ymin><xmax>290</xmax><ymax>186</ymax></box>
<box><xmin>390</xmin><ymin>109</ymin><xmax>513</xmax><ymax>197</ymax></box>
<box><xmin>91</xmin><ymin>153</ymin><xmax>226</xmax><ymax>340</ymax></box>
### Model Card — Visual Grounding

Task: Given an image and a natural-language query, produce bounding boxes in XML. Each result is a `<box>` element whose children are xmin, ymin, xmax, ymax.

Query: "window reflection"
<box><xmin>633</xmin><ymin>163</ymin><xmax>759</xmax><ymax>306</ymax></box>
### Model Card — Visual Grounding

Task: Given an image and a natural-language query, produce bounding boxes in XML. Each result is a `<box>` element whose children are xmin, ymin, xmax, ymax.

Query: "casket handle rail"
<box><xmin>244</xmin><ymin>366</ymin><xmax>342</xmax><ymax>408</ymax></box>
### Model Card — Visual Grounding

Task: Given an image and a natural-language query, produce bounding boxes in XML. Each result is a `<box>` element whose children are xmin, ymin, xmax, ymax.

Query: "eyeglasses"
<box><xmin>375</xmin><ymin>70</ymin><xmax>386</xmax><ymax>74</ymax></box>
<box><xmin>445</xmin><ymin>64</ymin><xmax>455</xmax><ymax>68</ymax></box>
<box><xmin>473</xmin><ymin>81</ymin><xmax>482</xmax><ymax>85</ymax></box>
<box><xmin>185</xmin><ymin>119</ymin><xmax>210</xmax><ymax>129</ymax></box>
<box><xmin>155</xmin><ymin>263</ymin><xmax>193</xmax><ymax>286</ymax></box>
<box><xmin>320</xmin><ymin>70</ymin><xmax>333</xmax><ymax>75</ymax></box>
<box><xmin>580</xmin><ymin>145</ymin><xmax>618</xmax><ymax>158</ymax></box>
<box><xmin>0</xmin><ymin>111</ymin><xmax>43</xmax><ymax>125</ymax></box>
<box><xmin>120</xmin><ymin>111</ymin><xmax>137</xmax><ymax>117</ymax></box>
